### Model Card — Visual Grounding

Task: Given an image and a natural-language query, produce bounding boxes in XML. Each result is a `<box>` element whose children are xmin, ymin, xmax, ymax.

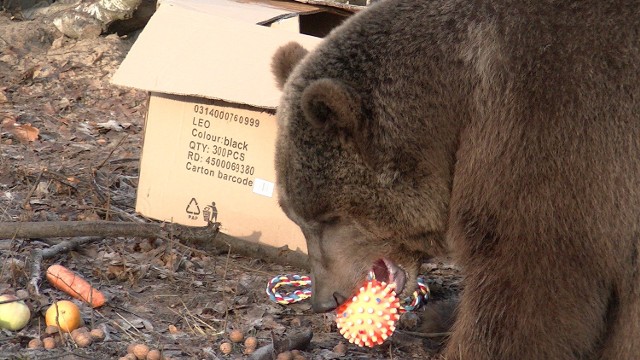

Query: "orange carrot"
<box><xmin>46</xmin><ymin>264</ymin><xmax>106</xmax><ymax>308</ymax></box>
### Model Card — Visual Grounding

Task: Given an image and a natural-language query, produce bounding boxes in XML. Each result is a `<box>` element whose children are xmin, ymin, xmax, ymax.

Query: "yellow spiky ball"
<box><xmin>335</xmin><ymin>279</ymin><xmax>400</xmax><ymax>347</ymax></box>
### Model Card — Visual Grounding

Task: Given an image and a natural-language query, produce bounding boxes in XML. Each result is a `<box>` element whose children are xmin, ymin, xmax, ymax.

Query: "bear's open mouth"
<box><xmin>371</xmin><ymin>258</ymin><xmax>407</xmax><ymax>295</ymax></box>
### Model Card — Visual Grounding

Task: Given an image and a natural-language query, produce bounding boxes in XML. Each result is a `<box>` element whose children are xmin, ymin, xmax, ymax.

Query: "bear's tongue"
<box><xmin>371</xmin><ymin>258</ymin><xmax>407</xmax><ymax>294</ymax></box>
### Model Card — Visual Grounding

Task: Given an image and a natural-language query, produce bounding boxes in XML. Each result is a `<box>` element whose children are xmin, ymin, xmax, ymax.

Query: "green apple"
<box><xmin>0</xmin><ymin>294</ymin><xmax>31</xmax><ymax>331</ymax></box>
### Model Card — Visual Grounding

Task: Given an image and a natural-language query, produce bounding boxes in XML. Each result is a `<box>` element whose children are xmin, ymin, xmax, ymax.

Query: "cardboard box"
<box><xmin>112</xmin><ymin>0</ymin><xmax>351</xmax><ymax>254</ymax></box>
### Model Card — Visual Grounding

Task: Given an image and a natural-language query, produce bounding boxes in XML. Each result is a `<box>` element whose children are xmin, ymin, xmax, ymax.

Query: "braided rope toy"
<box><xmin>266</xmin><ymin>273</ymin><xmax>430</xmax><ymax>347</ymax></box>
<box><xmin>399</xmin><ymin>275</ymin><xmax>430</xmax><ymax>313</ymax></box>
<box><xmin>266</xmin><ymin>273</ymin><xmax>429</xmax><ymax>310</ymax></box>
<box><xmin>266</xmin><ymin>274</ymin><xmax>312</xmax><ymax>305</ymax></box>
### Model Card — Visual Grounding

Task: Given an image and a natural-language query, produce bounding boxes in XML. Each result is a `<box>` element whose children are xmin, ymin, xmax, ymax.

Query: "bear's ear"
<box><xmin>272</xmin><ymin>42</ymin><xmax>309</xmax><ymax>89</ymax></box>
<box><xmin>301</xmin><ymin>78</ymin><xmax>362</xmax><ymax>145</ymax></box>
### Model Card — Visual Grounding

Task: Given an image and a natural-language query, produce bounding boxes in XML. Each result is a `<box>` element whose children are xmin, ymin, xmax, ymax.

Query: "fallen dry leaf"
<box><xmin>83</xmin><ymin>51</ymin><xmax>104</xmax><ymax>66</ymax></box>
<box><xmin>2</xmin><ymin>117</ymin><xmax>16</xmax><ymax>128</ymax></box>
<box><xmin>42</xmin><ymin>102</ymin><xmax>57</xmax><ymax>115</ymax></box>
<box><xmin>11</xmin><ymin>123</ymin><xmax>40</xmax><ymax>142</ymax></box>
<box><xmin>50</xmin><ymin>36</ymin><xmax>65</xmax><ymax>50</ymax></box>
<box><xmin>96</xmin><ymin>119</ymin><xmax>123</xmax><ymax>132</ymax></box>
<box><xmin>33</xmin><ymin>64</ymin><xmax>57</xmax><ymax>79</ymax></box>
<box><xmin>107</xmin><ymin>264</ymin><xmax>126</xmax><ymax>279</ymax></box>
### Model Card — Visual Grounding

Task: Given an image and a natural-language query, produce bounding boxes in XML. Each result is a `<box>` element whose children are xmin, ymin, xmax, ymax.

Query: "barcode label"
<box><xmin>253</xmin><ymin>178</ymin><xmax>275</xmax><ymax>197</ymax></box>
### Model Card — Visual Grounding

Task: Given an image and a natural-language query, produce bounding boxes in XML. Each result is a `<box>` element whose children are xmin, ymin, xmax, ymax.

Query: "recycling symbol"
<box><xmin>186</xmin><ymin>198</ymin><xmax>200</xmax><ymax>220</ymax></box>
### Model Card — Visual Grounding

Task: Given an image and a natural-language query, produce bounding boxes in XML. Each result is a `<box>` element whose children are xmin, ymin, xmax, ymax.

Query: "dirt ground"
<box><xmin>0</xmin><ymin>12</ymin><xmax>461</xmax><ymax>360</ymax></box>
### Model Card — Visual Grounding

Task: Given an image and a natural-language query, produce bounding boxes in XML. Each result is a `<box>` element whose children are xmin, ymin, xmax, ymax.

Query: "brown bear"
<box><xmin>271</xmin><ymin>0</ymin><xmax>640</xmax><ymax>358</ymax></box>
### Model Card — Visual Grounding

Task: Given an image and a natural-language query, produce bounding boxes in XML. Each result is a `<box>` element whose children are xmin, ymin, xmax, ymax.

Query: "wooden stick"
<box><xmin>3</xmin><ymin>220</ymin><xmax>309</xmax><ymax>294</ymax></box>
<box><xmin>29</xmin><ymin>236</ymin><xmax>102</xmax><ymax>295</ymax></box>
<box><xmin>0</xmin><ymin>221</ymin><xmax>163</xmax><ymax>239</ymax></box>
<box><xmin>1</xmin><ymin>221</ymin><xmax>308</xmax><ymax>269</ymax></box>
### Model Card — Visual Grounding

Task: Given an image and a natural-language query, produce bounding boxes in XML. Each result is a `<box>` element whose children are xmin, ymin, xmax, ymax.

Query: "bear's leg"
<box><xmin>443</xmin><ymin>261</ymin><xmax>613</xmax><ymax>360</ymax></box>
<box><xmin>598</xmin><ymin>280</ymin><xmax>640</xmax><ymax>359</ymax></box>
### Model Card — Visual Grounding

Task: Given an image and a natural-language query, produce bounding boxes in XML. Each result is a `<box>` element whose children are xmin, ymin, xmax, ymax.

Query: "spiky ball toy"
<box><xmin>335</xmin><ymin>279</ymin><xmax>400</xmax><ymax>347</ymax></box>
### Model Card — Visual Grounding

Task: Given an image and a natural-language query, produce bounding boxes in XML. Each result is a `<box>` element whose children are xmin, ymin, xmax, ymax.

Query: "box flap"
<box><xmin>158</xmin><ymin>0</ymin><xmax>327</xmax><ymax>24</ymax></box>
<box><xmin>111</xmin><ymin>1</ymin><xmax>323</xmax><ymax>109</ymax></box>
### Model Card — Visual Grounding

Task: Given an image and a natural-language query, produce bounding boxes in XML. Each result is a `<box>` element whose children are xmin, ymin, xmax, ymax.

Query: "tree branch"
<box><xmin>0</xmin><ymin>220</ymin><xmax>309</xmax><ymax>295</ymax></box>
<box><xmin>0</xmin><ymin>221</ymin><xmax>163</xmax><ymax>239</ymax></box>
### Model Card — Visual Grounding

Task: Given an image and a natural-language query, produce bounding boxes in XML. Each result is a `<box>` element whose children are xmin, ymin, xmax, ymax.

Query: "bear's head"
<box><xmin>272</xmin><ymin>42</ymin><xmax>451</xmax><ymax>313</ymax></box>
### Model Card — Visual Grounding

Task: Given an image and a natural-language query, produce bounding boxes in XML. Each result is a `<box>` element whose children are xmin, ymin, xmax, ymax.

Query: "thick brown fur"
<box><xmin>272</xmin><ymin>0</ymin><xmax>640</xmax><ymax>358</ymax></box>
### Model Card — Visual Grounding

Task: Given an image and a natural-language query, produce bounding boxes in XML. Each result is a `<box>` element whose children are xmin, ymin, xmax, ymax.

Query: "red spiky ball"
<box><xmin>335</xmin><ymin>279</ymin><xmax>400</xmax><ymax>347</ymax></box>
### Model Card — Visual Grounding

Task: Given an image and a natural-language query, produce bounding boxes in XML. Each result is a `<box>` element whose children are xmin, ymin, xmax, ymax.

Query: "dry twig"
<box><xmin>22</xmin><ymin>169</ymin><xmax>44</xmax><ymax>209</ymax></box>
<box><xmin>28</xmin><ymin>236</ymin><xmax>101</xmax><ymax>295</ymax></box>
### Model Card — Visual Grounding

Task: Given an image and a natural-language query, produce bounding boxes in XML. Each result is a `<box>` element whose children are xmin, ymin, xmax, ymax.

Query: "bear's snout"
<box><xmin>312</xmin><ymin>291</ymin><xmax>348</xmax><ymax>313</ymax></box>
